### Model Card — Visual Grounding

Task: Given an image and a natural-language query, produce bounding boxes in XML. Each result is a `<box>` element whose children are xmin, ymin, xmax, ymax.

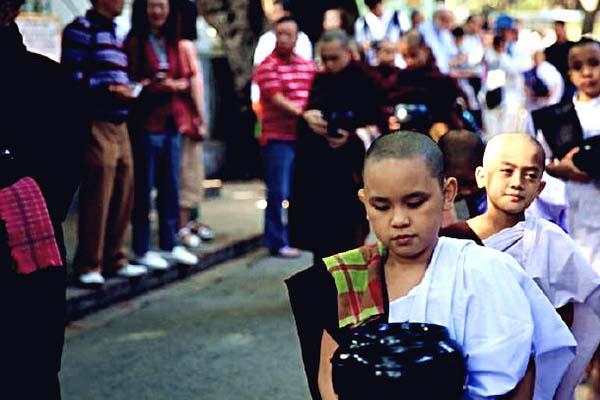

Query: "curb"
<box><xmin>66</xmin><ymin>234</ymin><xmax>262</xmax><ymax>322</ymax></box>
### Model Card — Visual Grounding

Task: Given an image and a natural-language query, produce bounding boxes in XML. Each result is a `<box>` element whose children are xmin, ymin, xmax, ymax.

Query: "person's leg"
<box><xmin>73</xmin><ymin>121</ymin><xmax>118</xmax><ymax>277</ymax></box>
<box><xmin>178</xmin><ymin>137</ymin><xmax>203</xmax><ymax>245</ymax></box>
<box><xmin>102</xmin><ymin>123</ymin><xmax>135</xmax><ymax>273</ymax></box>
<box><xmin>157</xmin><ymin>133</ymin><xmax>182</xmax><ymax>251</ymax></box>
<box><xmin>279</xmin><ymin>141</ymin><xmax>296</xmax><ymax>245</ymax></box>
<box><xmin>262</xmin><ymin>141</ymin><xmax>287</xmax><ymax>253</ymax></box>
<box><xmin>264</xmin><ymin>141</ymin><xmax>300</xmax><ymax>257</ymax></box>
<box><xmin>131</xmin><ymin>133</ymin><xmax>158</xmax><ymax>258</ymax></box>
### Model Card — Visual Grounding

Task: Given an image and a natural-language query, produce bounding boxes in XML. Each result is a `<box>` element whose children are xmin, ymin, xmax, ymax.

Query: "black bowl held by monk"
<box><xmin>331</xmin><ymin>322</ymin><xmax>467</xmax><ymax>400</ymax></box>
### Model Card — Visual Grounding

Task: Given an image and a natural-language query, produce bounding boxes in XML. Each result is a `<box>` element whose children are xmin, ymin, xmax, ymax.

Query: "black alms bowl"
<box><xmin>332</xmin><ymin>322</ymin><xmax>467</xmax><ymax>400</ymax></box>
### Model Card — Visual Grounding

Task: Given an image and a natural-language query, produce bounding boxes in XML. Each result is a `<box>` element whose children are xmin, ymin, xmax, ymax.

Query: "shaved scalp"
<box><xmin>400</xmin><ymin>29</ymin><xmax>426</xmax><ymax>49</ymax></box>
<box><xmin>364</xmin><ymin>131</ymin><xmax>445</xmax><ymax>187</ymax></box>
<box><xmin>483</xmin><ymin>133</ymin><xmax>546</xmax><ymax>169</ymax></box>
<box><xmin>438</xmin><ymin>130</ymin><xmax>484</xmax><ymax>171</ymax></box>
<box><xmin>319</xmin><ymin>29</ymin><xmax>350</xmax><ymax>50</ymax></box>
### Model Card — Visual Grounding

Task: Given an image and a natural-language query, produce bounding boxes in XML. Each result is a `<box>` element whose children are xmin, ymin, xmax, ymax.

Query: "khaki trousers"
<box><xmin>179</xmin><ymin>136</ymin><xmax>204</xmax><ymax>209</ymax></box>
<box><xmin>74</xmin><ymin>121</ymin><xmax>134</xmax><ymax>274</ymax></box>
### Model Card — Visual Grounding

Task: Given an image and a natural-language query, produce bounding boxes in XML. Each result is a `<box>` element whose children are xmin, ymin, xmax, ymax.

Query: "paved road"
<box><xmin>60</xmin><ymin>248</ymin><xmax>593</xmax><ymax>400</ymax></box>
<box><xmin>61</xmin><ymin>250</ymin><xmax>312</xmax><ymax>400</ymax></box>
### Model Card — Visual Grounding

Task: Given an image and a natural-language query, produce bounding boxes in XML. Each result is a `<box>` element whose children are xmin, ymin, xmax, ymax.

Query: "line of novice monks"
<box><xmin>287</xmin><ymin>131</ymin><xmax>600</xmax><ymax>400</ymax></box>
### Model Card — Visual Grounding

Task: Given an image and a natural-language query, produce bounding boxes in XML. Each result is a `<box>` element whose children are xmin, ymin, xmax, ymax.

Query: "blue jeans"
<box><xmin>262</xmin><ymin>141</ymin><xmax>295</xmax><ymax>252</ymax></box>
<box><xmin>132</xmin><ymin>132</ymin><xmax>181</xmax><ymax>256</ymax></box>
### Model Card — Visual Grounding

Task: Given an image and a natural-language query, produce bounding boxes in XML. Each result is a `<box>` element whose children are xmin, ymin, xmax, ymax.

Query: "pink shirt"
<box><xmin>253</xmin><ymin>51</ymin><xmax>315</xmax><ymax>142</ymax></box>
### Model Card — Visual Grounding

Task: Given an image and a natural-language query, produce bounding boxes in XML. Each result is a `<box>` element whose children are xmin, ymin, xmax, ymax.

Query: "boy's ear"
<box><xmin>475</xmin><ymin>166</ymin><xmax>486</xmax><ymax>189</ymax></box>
<box><xmin>358</xmin><ymin>188</ymin><xmax>366</xmax><ymax>205</ymax></box>
<box><xmin>442</xmin><ymin>177</ymin><xmax>457</xmax><ymax>211</ymax></box>
<box><xmin>537</xmin><ymin>179</ymin><xmax>546</xmax><ymax>197</ymax></box>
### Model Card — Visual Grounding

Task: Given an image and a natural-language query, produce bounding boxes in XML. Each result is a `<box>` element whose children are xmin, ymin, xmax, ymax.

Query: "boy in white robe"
<box><xmin>533</xmin><ymin>39</ymin><xmax>600</xmax><ymax>397</ymax></box>
<box><xmin>534</xmin><ymin>39</ymin><xmax>600</xmax><ymax>273</ymax></box>
<box><xmin>442</xmin><ymin>132</ymin><xmax>600</xmax><ymax>399</ymax></box>
<box><xmin>287</xmin><ymin>132</ymin><xmax>576</xmax><ymax>400</ymax></box>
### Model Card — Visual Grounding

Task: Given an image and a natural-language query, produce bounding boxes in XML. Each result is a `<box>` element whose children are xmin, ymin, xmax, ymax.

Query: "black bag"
<box><xmin>573</xmin><ymin>135</ymin><xmax>600</xmax><ymax>179</ymax></box>
<box><xmin>485</xmin><ymin>87</ymin><xmax>503</xmax><ymax>109</ymax></box>
<box><xmin>531</xmin><ymin>102</ymin><xmax>583</xmax><ymax>160</ymax></box>
<box><xmin>524</xmin><ymin>67</ymin><xmax>550</xmax><ymax>97</ymax></box>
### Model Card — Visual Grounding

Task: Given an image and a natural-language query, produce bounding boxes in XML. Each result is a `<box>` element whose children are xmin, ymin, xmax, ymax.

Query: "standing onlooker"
<box><xmin>449</xmin><ymin>26</ymin><xmax>483</xmax><ymax>126</ymax></box>
<box><xmin>484</xmin><ymin>15</ymin><xmax>531</xmax><ymax>139</ymax></box>
<box><xmin>524</xmin><ymin>49</ymin><xmax>563</xmax><ymax>112</ymax></box>
<box><xmin>62</xmin><ymin>0</ymin><xmax>147</xmax><ymax>287</ymax></box>
<box><xmin>125</xmin><ymin>0</ymin><xmax>199</xmax><ymax>268</ymax></box>
<box><xmin>316</xmin><ymin>7</ymin><xmax>360</xmax><ymax>69</ymax></box>
<box><xmin>545</xmin><ymin>20</ymin><xmax>575</xmax><ymax>102</ymax></box>
<box><xmin>253</xmin><ymin>0</ymin><xmax>312</xmax><ymax>65</ymax></box>
<box><xmin>410</xmin><ymin>9</ymin><xmax>424</xmax><ymax>30</ymax></box>
<box><xmin>175</xmin><ymin>0</ymin><xmax>214</xmax><ymax>247</ymax></box>
<box><xmin>418</xmin><ymin>8</ymin><xmax>456</xmax><ymax>74</ymax></box>
<box><xmin>289</xmin><ymin>30</ymin><xmax>385</xmax><ymax>262</ymax></box>
<box><xmin>253</xmin><ymin>16</ymin><xmax>316</xmax><ymax>258</ymax></box>
<box><xmin>2</xmin><ymin>0</ymin><xmax>86</xmax><ymax>397</ymax></box>
<box><xmin>322</xmin><ymin>7</ymin><xmax>354</xmax><ymax>35</ymax></box>
<box><xmin>252</xmin><ymin>0</ymin><xmax>312</xmax><ymax>127</ymax></box>
<box><xmin>354</xmin><ymin>0</ymin><xmax>407</xmax><ymax>66</ymax></box>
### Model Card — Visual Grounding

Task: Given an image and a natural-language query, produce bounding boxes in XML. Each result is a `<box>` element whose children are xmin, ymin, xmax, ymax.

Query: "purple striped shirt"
<box><xmin>61</xmin><ymin>9</ymin><xmax>130</xmax><ymax>122</ymax></box>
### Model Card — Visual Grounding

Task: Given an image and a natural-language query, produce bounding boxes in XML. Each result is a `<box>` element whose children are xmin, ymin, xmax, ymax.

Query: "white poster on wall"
<box><xmin>15</xmin><ymin>13</ymin><xmax>62</xmax><ymax>62</ymax></box>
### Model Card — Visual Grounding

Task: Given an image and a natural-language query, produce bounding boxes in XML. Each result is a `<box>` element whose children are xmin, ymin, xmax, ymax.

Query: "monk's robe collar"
<box><xmin>323</xmin><ymin>242</ymin><xmax>388</xmax><ymax>328</ymax></box>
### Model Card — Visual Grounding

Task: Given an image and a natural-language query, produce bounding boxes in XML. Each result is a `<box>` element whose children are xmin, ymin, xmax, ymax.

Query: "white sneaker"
<box><xmin>79</xmin><ymin>271</ymin><xmax>105</xmax><ymax>286</ymax></box>
<box><xmin>170</xmin><ymin>245</ymin><xmax>198</xmax><ymax>266</ymax></box>
<box><xmin>116</xmin><ymin>263</ymin><xmax>148</xmax><ymax>278</ymax></box>
<box><xmin>136</xmin><ymin>251</ymin><xmax>170</xmax><ymax>270</ymax></box>
<box><xmin>178</xmin><ymin>227</ymin><xmax>201</xmax><ymax>248</ymax></box>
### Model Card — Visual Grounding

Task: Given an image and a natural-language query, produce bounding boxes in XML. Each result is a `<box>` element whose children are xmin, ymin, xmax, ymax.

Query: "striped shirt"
<box><xmin>253</xmin><ymin>51</ymin><xmax>315</xmax><ymax>142</ymax></box>
<box><xmin>61</xmin><ymin>9</ymin><xmax>130</xmax><ymax>122</ymax></box>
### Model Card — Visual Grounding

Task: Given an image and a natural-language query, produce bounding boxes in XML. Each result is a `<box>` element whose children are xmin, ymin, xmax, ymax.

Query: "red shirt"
<box><xmin>253</xmin><ymin>51</ymin><xmax>315</xmax><ymax>143</ymax></box>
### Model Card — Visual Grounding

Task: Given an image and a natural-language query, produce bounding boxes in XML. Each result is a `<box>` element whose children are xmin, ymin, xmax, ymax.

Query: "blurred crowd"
<box><xmin>252</xmin><ymin>0</ymin><xmax>578</xmax><ymax>260</ymax></box>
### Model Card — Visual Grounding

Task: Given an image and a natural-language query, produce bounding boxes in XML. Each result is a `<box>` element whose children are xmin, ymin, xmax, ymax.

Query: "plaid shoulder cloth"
<box><xmin>0</xmin><ymin>177</ymin><xmax>62</xmax><ymax>274</ymax></box>
<box><xmin>323</xmin><ymin>242</ymin><xmax>387</xmax><ymax>328</ymax></box>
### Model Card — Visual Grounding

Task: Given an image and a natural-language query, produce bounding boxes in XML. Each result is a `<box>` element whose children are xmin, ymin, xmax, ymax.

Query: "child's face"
<box><xmin>323</xmin><ymin>9</ymin><xmax>342</xmax><ymax>31</ymax></box>
<box><xmin>476</xmin><ymin>142</ymin><xmax>545</xmax><ymax>216</ymax></box>
<box><xmin>568</xmin><ymin>44</ymin><xmax>600</xmax><ymax>100</ymax></box>
<box><xmin>376</xmin><ymin>42</ymin><xmax>396</xmax><ymax>66</ymax></box>
<box><xmin>399</xmin><ymin>42</ymin><xmax>428</xmax><ymax>68</ymax></box>
<box><xmin>359</xmin><ymin>157</ymin><xmax>456</xmax><ymax>261</ymax></box>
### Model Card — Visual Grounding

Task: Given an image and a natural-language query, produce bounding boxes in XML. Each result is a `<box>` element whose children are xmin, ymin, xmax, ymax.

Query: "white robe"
<box><xmin>388</xmin><ymin>237</ymin><xmax>576</xmax><ymax>399</ymax></box>
<box><xmin>418</xmin><ymin>20</ymin><xmax>456</xmax><ymax>74</ymax></box>
<box><xmin>533</xmin><ymin>94</ymin><xmax>600</xmax><ymax>274</ymax></box>
<box><xmin>484</xmin><ymin>217</ymin><xmax>600</xmax><ymax>400</ymax></box>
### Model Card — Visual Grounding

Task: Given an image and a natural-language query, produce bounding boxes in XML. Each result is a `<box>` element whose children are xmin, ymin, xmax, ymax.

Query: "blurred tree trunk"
<box><xmin>197</xmin><ymin>0</ymin><xmax>264</xmax><ymax>179</ymax></box>
<box><xmin>582</xmin><ymin>9</ymin><xmax>599</xmax><ymax>34</ymax></box>
<box><xmin>578</xmin><ymin>0</ymin><xmax>600</xmax><ymax>34</ymax></box>
<box><xmin>198</xmin><ymin>0</ymin><xmax>264</xmax><ymax>101</ymax></box>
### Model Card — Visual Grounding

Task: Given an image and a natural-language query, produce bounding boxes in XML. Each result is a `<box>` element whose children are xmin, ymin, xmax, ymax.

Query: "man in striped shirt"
<box><xmin>61</xmin><ymin>0</ymin><xmax>146</xmax><ymax>287</ymax></box>
<box><xmin>253</xmin><ymin>16</ymin><xmax>316</xmax><ymax>258</ymax></box>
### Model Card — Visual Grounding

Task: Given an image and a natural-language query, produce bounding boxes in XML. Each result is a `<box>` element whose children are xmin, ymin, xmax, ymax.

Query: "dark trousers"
<box><xmin>0</xmin><ymin>267</ymin><xmax>65</xmax><ymax>400</ymax></box>
<box><xmin>262</xmin><ymin>141</ymin><xmax>295</xmax><ymax>252</ymax></box>
<box><xmin>132</xmin><ymin>132</ymin><xmax>181</xmax><ymax>256</ymax></box>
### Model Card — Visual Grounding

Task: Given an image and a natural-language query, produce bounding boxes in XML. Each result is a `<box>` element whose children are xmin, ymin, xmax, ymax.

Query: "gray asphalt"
<box><xmin>60</xmin><ymin>250</ymin><xmax>313</xmax><ymax>400</ymax></box>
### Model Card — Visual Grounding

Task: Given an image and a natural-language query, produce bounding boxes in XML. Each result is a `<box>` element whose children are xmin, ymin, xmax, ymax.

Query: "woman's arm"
<box><xmin>318</xmin><ymin>330</ymin><xmax>339</xmax><ymax>400</ymax></box>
